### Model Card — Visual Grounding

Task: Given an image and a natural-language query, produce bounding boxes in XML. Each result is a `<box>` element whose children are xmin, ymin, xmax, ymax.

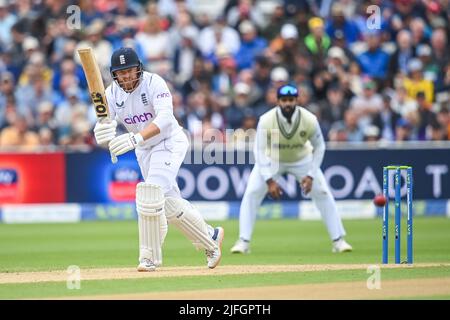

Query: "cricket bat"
<box><xmin>77</xmin><ymin>47</ymin><xmax>117</xmax><ymax>163</ymax></box>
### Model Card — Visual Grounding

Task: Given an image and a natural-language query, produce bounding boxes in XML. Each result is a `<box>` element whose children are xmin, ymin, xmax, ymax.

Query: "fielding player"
<box><xmin>93</xmin><ymin>47</ymin><xmax>224</xmax><ymax>271</ymax></box>
<box><xmin>231</xmin><ymin>84</ymin><xmax>353</xmax><ymax>254</ymax></box>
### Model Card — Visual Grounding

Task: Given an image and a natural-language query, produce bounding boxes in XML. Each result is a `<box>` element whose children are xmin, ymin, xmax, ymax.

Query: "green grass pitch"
<box><xmin>0</xmin><ymin>217</ymin><xmax>449</xmax><ymax>299</ymax></box>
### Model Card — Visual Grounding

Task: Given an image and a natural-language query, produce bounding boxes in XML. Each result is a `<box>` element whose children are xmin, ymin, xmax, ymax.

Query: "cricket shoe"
<box><xmin>206</xmin><ymin>227</ymin><xmax>224</xmax><ymax>269</ymax></box>
<box><xmin>230</xmin><ymin>238</ymin><xmax>251</xmax><ymax>254</ymax></box>
<box><xmin>332</xmin><ymin>238</ymin><xmax>353</xmax><ymax>253</ymax></box>
<box><xmin>137</xmin><ymin>258</ymin><xmax>156</xmax><ymax>272</ymax></box>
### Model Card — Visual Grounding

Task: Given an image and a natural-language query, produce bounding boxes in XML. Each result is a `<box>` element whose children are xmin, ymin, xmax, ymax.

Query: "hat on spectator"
<box><xmin>73</xmin><ymin>120</ymin><xmax>91</xmax><ymax>134</ymax></box>
<box><xmin>239</xmin><ymin>20</ymin><xmax>256</xmax><ymax>34</ymax></box>
<box><xmin>0</xmin><ymin>71</ymin><xmax>14</xmax><ymax>83</ymax></box>
<box><xmin>281</xmin><ymin>24</ymin><xmax>298</xmax><ymax>39</ymax></box>
<box><xmin>66</xmin><ymin>86</ymin><xmax>79</xmax><ymax>98</ymax></box>
<box><xmin>271</xmin><ymin>66</ymin><xmax>289</xmax><ymax>82</ymax></box>
<box><xmin>408</xmin><ymin>58</ymin><xmax>423</xmax><ymax>72</ymax></box>
<box><xmin>331</xmin><ymin>2</ymin><xmax>345</xmax><ymax>17</ymax></box>
<box><xmin>23</xmin><ymin>36</ymin><xmax>39</xmax><ymax>51</ymax></box>
<box><xmin>417</xmin><ymin>44</ymin><xmax>432</xmax><ymax>57</ymax></box>
<box><xmin>38</xmin><ymin>101</ymin><xmax>53</xmax><ymax>114</ymax></box>
<box><xmin>426</xmin><ymin>1</ymin><xmax>441</xmax><ymax>14</ymax></box>
<box><xmin>328</xmin><ymin>46</ymin><xmax>348</xmax><ymax>64</ymax></box>
<box><xmin>308</xmin><ymin>17</ymin><xmax>324</xmax><ymax>30</ymax></box>
<box><xmin>364</xmin><ymin>125</ymin><xmax>380</xmax><ymax>137</ymax></box>
<box><xmin>86</xmin><ymin>19</ymin><xmax>105</xmax><ymax>36</ymax></box>
<box><xmin>234</xmin><ymin>82</ymin><xmax>251</xmax><ymax>95</ymax></box>
<box><xmin>181</xmin><ymin>26</ymin><xmax>198</xmax><ymax>41</ymax></box>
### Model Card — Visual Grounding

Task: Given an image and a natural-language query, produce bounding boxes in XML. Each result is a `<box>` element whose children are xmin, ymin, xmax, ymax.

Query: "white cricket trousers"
<box><xmin>239</xmin><ymin>155</ymin><xmax>346</xmax><ymax>242</ymax></box>
<box><xmin>135</xmin><ymin>130</ymin><xmax>188</xmax><ymax>197</ymax></box>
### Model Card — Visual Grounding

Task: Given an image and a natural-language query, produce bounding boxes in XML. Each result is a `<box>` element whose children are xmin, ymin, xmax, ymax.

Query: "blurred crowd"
<box><xmin>0</xmin><ymin>0</ymin><xmax>449</xmax><ymax>151</ymax></box>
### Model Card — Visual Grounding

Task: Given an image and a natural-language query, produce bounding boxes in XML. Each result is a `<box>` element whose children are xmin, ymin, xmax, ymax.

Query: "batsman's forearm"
<box><xmin>139</xmin><ymin>123</ymin><xmax>161</xmax><ymax>141</ymax></box>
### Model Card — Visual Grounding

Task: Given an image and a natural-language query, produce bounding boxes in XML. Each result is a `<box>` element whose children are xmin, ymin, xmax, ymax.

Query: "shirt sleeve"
<box><xmin>306</xmin><ymin>119</ymin><xmax>326</xmax><ymax>179</ymax></box>
<box><xmin>151</xmin><ymin>74</ymin><xmax>177</xmax><ymax>137</ymax></box>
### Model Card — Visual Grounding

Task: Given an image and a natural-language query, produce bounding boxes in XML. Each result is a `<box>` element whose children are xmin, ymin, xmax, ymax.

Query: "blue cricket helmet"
<box><xmin>110</xmin><ymin>47</ymin><xmax>142</xmax><ymax>74</ymax></box>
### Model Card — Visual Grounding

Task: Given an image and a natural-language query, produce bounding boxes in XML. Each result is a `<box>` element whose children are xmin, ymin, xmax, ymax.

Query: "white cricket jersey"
<box><xmin>105</xmin><ymin>71</ymin><xmax>182</xmax><ymax>149</ymax></box>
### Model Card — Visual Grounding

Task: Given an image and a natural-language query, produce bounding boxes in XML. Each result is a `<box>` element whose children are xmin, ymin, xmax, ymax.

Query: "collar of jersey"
<box><xmin>276</xmin><ymin>106</ymin><xmax>301</xmax><ymax>139</ymax></box>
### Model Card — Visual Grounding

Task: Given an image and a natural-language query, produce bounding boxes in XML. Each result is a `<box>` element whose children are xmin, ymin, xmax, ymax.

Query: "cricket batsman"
<box><xmin>231</xmin><ymin>84</ymin><xmax>352</xmax><ymax>254</ymax></box>
<box><xmin>93</xmin><ymin>47</ymin><xmax>224</xmax><ymax>271</ymax></box>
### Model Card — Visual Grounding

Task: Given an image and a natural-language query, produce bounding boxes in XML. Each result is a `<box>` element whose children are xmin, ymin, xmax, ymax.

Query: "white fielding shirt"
<box><xmin>105</xmin><ymin>71</ymin><xmax>182</xmax><ymax>149</ymax></box>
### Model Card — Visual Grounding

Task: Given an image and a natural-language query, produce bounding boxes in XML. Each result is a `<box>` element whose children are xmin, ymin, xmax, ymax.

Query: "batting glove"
<box><xmin>94</xmin><ymin>120</ymin><xmax>117</xmax><ymax>145</ymax></box>
<box><xmin>109</xmin><ymin>132</ymin><xmax>144</xmax><ymax>157</ymax></box>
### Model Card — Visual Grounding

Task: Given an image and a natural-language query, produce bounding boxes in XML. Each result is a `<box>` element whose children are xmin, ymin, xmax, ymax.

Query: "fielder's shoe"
<box><xmin>137</xmin><ymin>258</ymin><xmax>156</xmax><ymax>272</ymax></box>
<box><xmin>230</xmin><ymin>238</ymin><xmax>251</xmax><ymax>254</ymax></box>
<box><xmin>332</xmin><ymin>238</ymin><xmax>353</xmax><ymax>253</ymax></box>
<box><xmin>206</xmin><ymin>227</ymin><xmax>224</xmax><ymax>269</ymax></box>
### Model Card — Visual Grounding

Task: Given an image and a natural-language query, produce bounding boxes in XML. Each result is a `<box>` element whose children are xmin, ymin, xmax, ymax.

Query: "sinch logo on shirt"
<box><xmin>124</xmin><ymin>112</ymin><xmax>153</xmax><ymax>124</ymax></box>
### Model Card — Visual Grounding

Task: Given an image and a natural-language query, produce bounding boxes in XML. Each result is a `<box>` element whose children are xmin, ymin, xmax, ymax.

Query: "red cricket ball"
<box><xmin>373</xmin><ymin>194</ymin><xmax>387</xmax><ymax>207</ymax></box>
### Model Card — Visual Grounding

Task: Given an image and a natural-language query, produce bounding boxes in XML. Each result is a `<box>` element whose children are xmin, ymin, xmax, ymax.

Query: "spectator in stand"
<box><xmin>0</xmin><ymin>72</ymin><xmax>17</xmax><ymax>125</ymax></box>
<box><xmin>363</xmin><ymin>125</ymin><xmax>380</xmax><ymax>142</ymax></box>
<box><xmin>0</xmin><ymin>0</ymin><xmax>18</xmax><ymax>50</ymax></box>
<box><xmin>416</xmin><ymin>91</ymin><xmax>437</xmax><ymax>140</ymax></box>
<box><xmin>303</xmin><ymin>17</ymin><xmax>331</xmax><ymax>71</ymax></box>
<box><xmin>357</xmin><ymin>31</ymin><xmax>390</xmax><ymax>83</ymax></box>
<box><xmin>403</xmin><ymin>58</ymin><xmax>434</xmax><ymax>103</ymax></box>
<box><xmin>227</xmin><ymin>0</ymin><xmax>266</xmax><ymax>30</ymax></box>
<box><xmin>0</xmin><ymin>96</ymin><xmax>17</xmax><ymax>131</ymax></box>
<box><xmin>328</xmin><ymin>109</ymin><xmax>364</xmax><ymax>142</ymax></box>
<box><xmin>75</xmin><ymin>19</ymin><xmax>113</xmax><ymax>81</ymax></box>
<box><xmin>79</xmin><ymin>0</ymin><xmax>104</xmax><ymax>27</ymax></box>
<box><xmin>234</xmin><ymin>20</ymin><xmax>267</xmax><ymax>71</ymax></box>
<box><xmin>252</xmin><ymin>55</ymin><xmax>272</xmax><ymax>94</ymax></box>
<box><xmin>391</xmin><ymin>83</ymin><xmax>418</xmax><ymax>117</ymax></box>
<box><xmin>167</xmin><ymin>10</ymin><xmax>198</xmax><ymax>56</ymax></box>
<box><xmin>395</xmin><ymin>117</ymin><xmax>413</xmax><ymax>141</ymax></box>
<box><xmin>261</xmin><ymin>1</ymin><xmax>285</xmax><ymax>41</ymax></box>
<box><xmin>172</xmin><ymin>26</ymin><xmax>202</xmax><ymax>87</ymax></box>
<box><xmin>198</xmin><ymin>15</ymin><xmax>240</xmax><ymax>61</ymax></box>
<box><xmin>319</xmin><ymin>84</ymin><xmax>348</xmax><ymax>138</ymax></box>
<box><xmin>212</xmin><ymin>46</ymin><xmax>238</xmax><ymax>97</ymax></box>
<box><xmin>269</xmin><ymin>23</ymin><xmax>302</xmax><ymax>74</ymax></box>
<box><xmin>180</xmin><ymin>57</ymin><xmax>211</xmax><ymax>100</ymax></box>
<box><xmin>225</xmin><ymin>82</ymin><xmax>253</xmax><ymax>129</ymax></box>
<box><xmin>416</xmin><ymin>44</ymin><xmax>439</xmax><ymax>84</ymax></box>
<box><xmin>430</xmin><ymin>28</ymin><xmax>450</xmax><ymax>80</ymax></box>
<box><xmin>409</xmin><ymin>17</ymin><xmax>429</xmax><ymax>48</ymax></box>
<box><xmin>372</xmin><ymin>94</ymin><xmax>402</xmax><ymax>142</ymax></box>
<box><xmin>388</xmin><ymin>30</ymin><xmax>414</xmax><ymax>78</ymax></box>
<box><xmin>237</xmin><ymin>68</ymin><xmax>263</xmax><ymax>108</ymax></box>
<box><xmin>326</xmin><ymin>2</ymin><xmax>361</xmax><ymax>46</ymax></box>
<box><xmin>350</xmin><ymin>77</ymin><xmax>384</xmax><ymax>129</ymax></box>
<box><xmin>135</xmin><ymin>6</ymin><xmax>171</xmax><ymax>76</ymax></box>
<box><xmin>269</xmin><ymin>66</ymin><xmax>289</xmax><ymax>90</ymax></box>
<box><xmin>436</xmin><ymin>107</ymin><xmax>450</xmax><ymax>140</ymax></box>
<box><xmin>0</xmin><ymin>114</ymin><xmax>39</xmax><ymax>150</ymax></box>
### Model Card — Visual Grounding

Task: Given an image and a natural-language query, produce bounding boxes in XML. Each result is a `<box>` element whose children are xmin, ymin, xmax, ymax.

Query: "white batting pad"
<box><xmin>136</xmin><ymin>183</ymin><xmax>167</xmax><ymax>266</ymax></box>
<box><xmin>165</xmin><ymin>197</ymin><xmax>216</xmax><ymax>251</ymax></box>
